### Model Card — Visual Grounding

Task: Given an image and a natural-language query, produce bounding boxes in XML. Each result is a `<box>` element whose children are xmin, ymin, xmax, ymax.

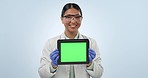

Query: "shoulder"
<box><xmin>80</xmin><ymin>34</ymin><xmax>98</xmax><ymax>49</ymax></box>
<box><xmin>81</xmin><ymin>34</ymin><xmax>96</xmax><ymax>42</ymax></box>
<box><xmin>47</xmin><ymin>35</ymin><xmax>60</xmax><ymax>43</ymax></box>
<box><xmin>44</xmin><ymin>35</ymin><xmax>61</xmax><ymax>50</ymax></box>
<box><xmin>44</xmin><ymin>35</ymin><xmax>61</xmax><ymax>46</ymax></box>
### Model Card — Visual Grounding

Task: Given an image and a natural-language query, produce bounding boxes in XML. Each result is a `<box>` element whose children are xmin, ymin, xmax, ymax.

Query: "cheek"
<box><xmin>77</xmin><ymin>23</ymin><xmax>81</xmax><ymax>27</ymax></box>
<box><xmin>62</xmin><ymin>20</ymin><xmax>69</xmax><ymax>25</ymax></box>
<box><xmin>63</xmin><ymin>23</ymin><xmax>70</xmax><ymax>29</ymax></box>
<box><xmin>63</xmin><ymin>22</ymin><xmax>70</xmax><ymax>26</ymax></box>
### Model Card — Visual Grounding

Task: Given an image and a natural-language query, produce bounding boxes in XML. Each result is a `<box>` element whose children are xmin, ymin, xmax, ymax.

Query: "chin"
<box><xmin>69</xmin><ymin>30</ymin><xmax>78</xmax><ymax>33</ymax></box>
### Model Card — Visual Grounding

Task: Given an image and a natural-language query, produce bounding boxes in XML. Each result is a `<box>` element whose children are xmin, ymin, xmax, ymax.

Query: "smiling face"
<box><xmin>61</xmin><ymin>8</ymin><xmax>82</xmax><ymax>35</ymax></box>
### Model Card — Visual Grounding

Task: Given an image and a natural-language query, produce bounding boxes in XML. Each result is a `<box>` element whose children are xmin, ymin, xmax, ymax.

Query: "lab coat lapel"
<box><xmin>60</xmin><ymin>32</ymin><xmax>83</xmax><ymax>39</ymax></box>
<box><xmin>78</xmin><ymin>34</ymin><xmax>84</xmax><ymax>39</ymax></box>
<box><xmin>60</xmin><ymin>33</ymin><xmax>67</xmax><ymax>39</ymax></box>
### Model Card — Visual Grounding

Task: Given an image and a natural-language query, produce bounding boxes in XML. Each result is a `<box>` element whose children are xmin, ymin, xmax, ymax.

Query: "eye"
<box><xmin>75</xmin><ymin>16</ymin><xmax>81</xmax><ymax>19</ymax></box>
<box><xmin>63</xmin><ymin>16</ymin><xmax>71</xmax><ymax>19</ymax></box>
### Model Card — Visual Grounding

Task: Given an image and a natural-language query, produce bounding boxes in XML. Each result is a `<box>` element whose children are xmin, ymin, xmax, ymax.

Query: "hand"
<box><xmin>50</xmin><ymin>49</ymin><xmax>59</xmax><ymax>66</ymax></box>
<box><xmin>88</xmin><ymin>49</ymin><xmax>96</xmax><ymax>62</ymax></box>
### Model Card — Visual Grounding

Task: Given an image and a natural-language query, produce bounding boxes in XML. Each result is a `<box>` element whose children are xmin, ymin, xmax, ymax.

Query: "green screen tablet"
<box><xmin>57</xmin><ymin>39</ymin><xmax>89</xmax><ymax>64</ymax></box>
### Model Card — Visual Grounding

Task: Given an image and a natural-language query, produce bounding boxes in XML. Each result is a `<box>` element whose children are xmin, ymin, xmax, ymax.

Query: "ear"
<box><xmin>61</xmin><ymin>17</ymin><xmax>64</xmax><ymax>24</ymax></box>
<box><xmin>81</xmin><ymin>17</ymin><xmax>83</xmax><ymax>21</ymax></box>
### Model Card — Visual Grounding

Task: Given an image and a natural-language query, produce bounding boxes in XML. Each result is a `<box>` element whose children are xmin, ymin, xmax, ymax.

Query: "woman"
<box><xmin>38</xmin><ymin>3</ymin><xmax>103</xmax><ymax>78</ymax></box>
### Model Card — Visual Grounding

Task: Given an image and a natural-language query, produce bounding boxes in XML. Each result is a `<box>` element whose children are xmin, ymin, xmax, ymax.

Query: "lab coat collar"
<box><xmin>60</xmin><ymin>32</ymin><xmax>84</xmax><ymax>39</ymax></box>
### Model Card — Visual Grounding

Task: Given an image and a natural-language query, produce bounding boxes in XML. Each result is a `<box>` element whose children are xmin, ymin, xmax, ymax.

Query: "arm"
<box><xmin>38</xmin><ymin>40</ymin><xmax>57</xmax><ymax>78</ymax></box>
<box><xmin>86</xmin><ymin>39</ymin><xmax>103</xmax><ymax>78</ymax></box>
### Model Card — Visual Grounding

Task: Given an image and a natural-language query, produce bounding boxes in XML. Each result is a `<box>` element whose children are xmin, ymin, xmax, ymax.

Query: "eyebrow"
<box><xmin>64</xmin><ymin>14</ymin><xmax>81</xmax><ymax>16</ymax></box>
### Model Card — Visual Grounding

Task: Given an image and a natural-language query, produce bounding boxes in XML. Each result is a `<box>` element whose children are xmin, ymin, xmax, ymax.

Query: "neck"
<box><xmin>65</xmin><ymin>31</ymin><xmax>78</xmax><ymax>39</ymax></box>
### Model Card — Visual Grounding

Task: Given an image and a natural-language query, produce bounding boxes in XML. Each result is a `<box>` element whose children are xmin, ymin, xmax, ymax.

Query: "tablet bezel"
<box><xmin>57</xmin><ymin>39</ymin><xmax>89</xmax><ymax>64</ymax></box>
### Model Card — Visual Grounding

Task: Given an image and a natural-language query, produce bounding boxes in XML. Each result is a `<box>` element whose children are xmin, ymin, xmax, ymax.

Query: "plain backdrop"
<box><xmin>0</xmin><ymin>0</ymin><xmax>148</xmax><ymax>78</ymax></box>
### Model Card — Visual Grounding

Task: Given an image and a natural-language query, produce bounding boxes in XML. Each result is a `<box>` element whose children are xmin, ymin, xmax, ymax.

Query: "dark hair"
<box><xmin>61</xmin><ymin>3</ymin><xmax>82</xmax><ymax>17</ymax></box>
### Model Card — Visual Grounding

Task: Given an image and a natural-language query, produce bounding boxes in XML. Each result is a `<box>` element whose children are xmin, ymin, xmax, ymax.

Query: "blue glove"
<box><xmin>50</xmin><ymin>49</ymin><xmax>59</xmax><ymax>66</ymax></box>
<box><xmin>88</xmin><ymin>49</ymin><xmax>96</xmax><ymax>62</ymax></box>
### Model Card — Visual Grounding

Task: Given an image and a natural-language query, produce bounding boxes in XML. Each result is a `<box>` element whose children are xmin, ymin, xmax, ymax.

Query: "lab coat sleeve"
<box><xmin>38</xmin><ymin>39</ymin><xmax>56</xmax><ymax>78</ymax></box>
<box><xmin>86</xmin><ymin>38</ymin><xmax>103</xmax><ymax>78</ymax></box>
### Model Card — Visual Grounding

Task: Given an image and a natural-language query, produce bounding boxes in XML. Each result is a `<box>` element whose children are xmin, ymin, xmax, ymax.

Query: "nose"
<box><xmin>70</xmin><ymin>17</ymin><xmax>77</xmax><ymax>22</ymax></box>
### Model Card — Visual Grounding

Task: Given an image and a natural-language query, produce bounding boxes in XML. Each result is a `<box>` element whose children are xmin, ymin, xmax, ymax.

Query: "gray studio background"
<box><xmin>0</xmin><ymin>0</ymin><xmax>148</xmax><ymax>78</ymax></box>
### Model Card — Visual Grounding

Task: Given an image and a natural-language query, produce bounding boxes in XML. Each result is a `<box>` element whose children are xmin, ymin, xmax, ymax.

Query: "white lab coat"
<box><xmin>38</xmin><ymin>33</ymin><xmax>103</xmax><ymax>78</ymax></box>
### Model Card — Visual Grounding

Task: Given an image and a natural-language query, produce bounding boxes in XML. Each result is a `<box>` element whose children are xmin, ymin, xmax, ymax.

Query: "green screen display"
<box><xmin>61</xmin><ymin>43</ymin><xmax>86</xmax><ymax>62</ymax></box>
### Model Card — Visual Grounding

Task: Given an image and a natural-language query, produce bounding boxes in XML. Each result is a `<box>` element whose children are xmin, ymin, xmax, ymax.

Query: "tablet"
<box><xmin>57</xmin><ymin>39</ymin><xmax>89</xmax><ymax>64</ymax></box>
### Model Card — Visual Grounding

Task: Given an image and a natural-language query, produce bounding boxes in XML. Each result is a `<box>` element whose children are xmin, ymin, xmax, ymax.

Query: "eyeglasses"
<box><xmin>63</xmin><ymin>15</ymin><xmax>82</xmax><ymax>22</ymax></box>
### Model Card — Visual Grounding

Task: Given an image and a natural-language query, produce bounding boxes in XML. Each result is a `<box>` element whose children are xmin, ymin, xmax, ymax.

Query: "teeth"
<box><xmin>70</xmin><ymin>25</ymin><xmax>76</xmax><ymax>27</ymax></box>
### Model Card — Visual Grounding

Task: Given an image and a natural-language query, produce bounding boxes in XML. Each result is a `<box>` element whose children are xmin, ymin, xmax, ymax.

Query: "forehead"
<box><xmin>64</xmin><ymin>8</ymin><xmax>81</xmax><ymax>16</ymax></box>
